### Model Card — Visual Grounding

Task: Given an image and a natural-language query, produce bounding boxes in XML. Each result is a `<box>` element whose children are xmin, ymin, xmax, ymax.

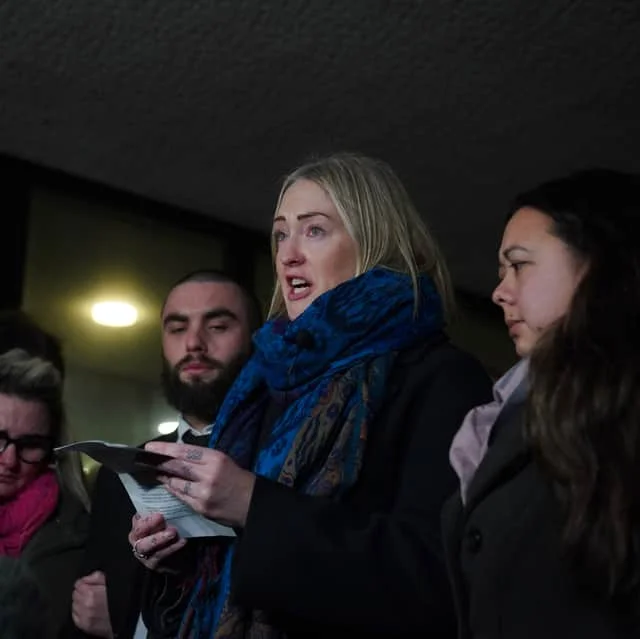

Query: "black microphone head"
<box><xmin>294</xmin><ymin>330</ymin><xmax>315</xmax><ymax>350</ymax></box>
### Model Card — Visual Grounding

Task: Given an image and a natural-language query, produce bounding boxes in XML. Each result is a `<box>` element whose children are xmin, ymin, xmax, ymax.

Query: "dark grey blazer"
<box><xmin>442</xmin><ymin>395</ymin><xmax>638</xmax><ymax>639</ymax></box>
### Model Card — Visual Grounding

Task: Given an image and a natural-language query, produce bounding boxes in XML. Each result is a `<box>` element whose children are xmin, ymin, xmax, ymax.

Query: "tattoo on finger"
<box><xmin>186</xmin><ymin>449</ymin><xmax>203</xmax><ymax>461</ymax></box>
<box><xmin>180</xmin><ymin>463</ymin><xmax>195</xmax><ymax>479</ymax></box>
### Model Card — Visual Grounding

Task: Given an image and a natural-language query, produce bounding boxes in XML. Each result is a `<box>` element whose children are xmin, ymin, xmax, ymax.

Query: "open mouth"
<box><xmin>290</xmin><ymin>277</ymin><xmax>310</xmax><ymax>290</ymax></box>
<box><xmin>287</xmin><ymin>277</ymin><xmax>312</xmax><ymax>300</ymax></box>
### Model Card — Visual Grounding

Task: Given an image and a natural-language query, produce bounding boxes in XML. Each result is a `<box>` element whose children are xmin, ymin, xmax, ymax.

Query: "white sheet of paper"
<box><xmin>55</xmin><ymin>439</ymin><xmax>236</xmax><ymax>539</ymax></box>
<box><xmin>117</xmin><ymin>473</ymin><xmax>236</xmax><ymax>539</ymax></box>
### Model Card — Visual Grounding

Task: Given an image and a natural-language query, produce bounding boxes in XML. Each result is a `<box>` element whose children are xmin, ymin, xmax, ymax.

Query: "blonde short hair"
<box><xmin>268</xmin><ymin>152</ymin><xmax>455</xmax><ymax>319</ymax></box>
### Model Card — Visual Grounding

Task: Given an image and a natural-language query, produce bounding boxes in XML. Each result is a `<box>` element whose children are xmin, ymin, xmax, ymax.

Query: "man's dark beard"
<box><xmin>161</xmin><ymin>352</ymin><xmax>248</xmax><ymax>425</ymax></box>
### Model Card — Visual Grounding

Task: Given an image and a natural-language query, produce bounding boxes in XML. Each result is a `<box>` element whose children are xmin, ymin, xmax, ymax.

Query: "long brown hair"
<box><xmin>512</xmin><ymin>169</ymin><xmax>640</xmax><ymax>610</ymax></box>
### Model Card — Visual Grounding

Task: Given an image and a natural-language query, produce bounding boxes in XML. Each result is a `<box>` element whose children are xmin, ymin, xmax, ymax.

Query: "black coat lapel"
<box><xmin>440</xmin><ymin>491</ymin><xmax>468</xmax><ymax>629</ymax></box>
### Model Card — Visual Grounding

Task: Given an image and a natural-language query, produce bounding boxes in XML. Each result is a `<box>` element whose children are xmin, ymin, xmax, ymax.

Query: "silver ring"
<box><xmin>132</xmin><ymin>539</ymin><xmax>148</xmax><ymax>560</ymax></box>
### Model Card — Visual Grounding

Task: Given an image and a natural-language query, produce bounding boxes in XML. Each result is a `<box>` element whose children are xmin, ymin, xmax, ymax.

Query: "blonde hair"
<box><xmin>0</xmin><ymin>348</ymin><xmax>90</xmax><ymax>510</ymax></box>
<box><xmin>268</xmin><ymin>152</ymin><xmax>455</xmax><ymax>319</ymax></box>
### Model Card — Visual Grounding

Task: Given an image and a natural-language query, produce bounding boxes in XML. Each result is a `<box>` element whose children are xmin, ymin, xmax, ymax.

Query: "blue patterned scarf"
<box><xmin>179</xmin><ymin>267</ymin><xmax>444</xmax><ymax>638</ymax></box>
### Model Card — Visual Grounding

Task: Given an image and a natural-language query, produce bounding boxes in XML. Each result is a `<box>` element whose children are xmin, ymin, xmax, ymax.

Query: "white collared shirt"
<box><xmin>176</xmin><ymin>413</ymin><xmax>213</xmax><ymax>442</ymax></box>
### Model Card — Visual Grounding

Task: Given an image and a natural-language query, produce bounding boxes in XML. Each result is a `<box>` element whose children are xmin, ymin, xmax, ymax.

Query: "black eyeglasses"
<box><xmin>0</xmin><ymin>430</ymin><xmax>54</xmax><ymax>464</ymax></box>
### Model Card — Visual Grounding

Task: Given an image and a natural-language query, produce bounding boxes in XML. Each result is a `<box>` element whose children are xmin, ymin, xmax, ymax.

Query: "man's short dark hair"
<box><xmin>163</xmin><ymin>269</ymin><xmax>263</xmax><ymax>334</ymax></box>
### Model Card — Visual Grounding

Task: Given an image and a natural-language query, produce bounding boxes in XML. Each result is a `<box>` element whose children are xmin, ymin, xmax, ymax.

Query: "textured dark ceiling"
<box><xmin>1</xmin><ymin>0</ymin><xmax>640</xmax><ymax>296</ymax></box>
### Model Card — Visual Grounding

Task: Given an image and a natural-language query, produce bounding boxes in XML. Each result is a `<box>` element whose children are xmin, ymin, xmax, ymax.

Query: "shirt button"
<box><xmin>465</xmin><ymin>527</ymin><xmax>483</xmax><ymax>553</ymax></box>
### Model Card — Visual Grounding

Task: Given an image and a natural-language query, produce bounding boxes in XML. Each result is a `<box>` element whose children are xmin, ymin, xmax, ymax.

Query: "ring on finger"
<box><xmin>132</xmin><ymin>539</ymin><xmax>149</xmax><ymax>560</ymax></box>
<box><xmin>183</xmin><ymin>480</ymin><xmax>191</xmax><ymax>496</ymax></box>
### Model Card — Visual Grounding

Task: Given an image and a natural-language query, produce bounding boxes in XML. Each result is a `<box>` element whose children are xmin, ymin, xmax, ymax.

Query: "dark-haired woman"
<box><xmin>444</xmin><ymin>169</ymin><xmax>640</xmax><ymax>637</ymax></box>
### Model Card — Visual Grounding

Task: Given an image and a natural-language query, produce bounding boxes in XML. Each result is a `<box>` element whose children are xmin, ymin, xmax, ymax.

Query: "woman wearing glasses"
<box><xmin>0</xmin><ymin>325</ymin><xmax>89</xmax><ymax>638</ymax></box>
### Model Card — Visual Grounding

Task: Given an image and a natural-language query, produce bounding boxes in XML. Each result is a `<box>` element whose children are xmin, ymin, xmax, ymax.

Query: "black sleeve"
<box><xmin>231</xmin><ymin>350</ymin><xmax>492</xmax><ymax>634</ymax></box>
<box><xmin>69</xmin><ymin>466</ymin><xmax>140</xmax><ymax>639</ymax></box>
<box><xmin>60</xmin><ymin>470</ymin><xmax>112</xmax><ymax>639</ymax></box>
<box><xmin>32</xmin><ymin>528</ymin><xmax>87</xmax><ymax>639</ymax></box>
<box><xmin>84</xmin><ymin>467</ymin><xmax>130</xmax><ymax>570</ymax></box>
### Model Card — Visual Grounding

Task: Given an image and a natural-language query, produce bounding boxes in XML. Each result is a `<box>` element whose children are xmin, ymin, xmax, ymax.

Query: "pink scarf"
<box><xmin>0</xmin><ymin>470</ymin><xmax>60</xmax><ymax>557</ymax></box>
